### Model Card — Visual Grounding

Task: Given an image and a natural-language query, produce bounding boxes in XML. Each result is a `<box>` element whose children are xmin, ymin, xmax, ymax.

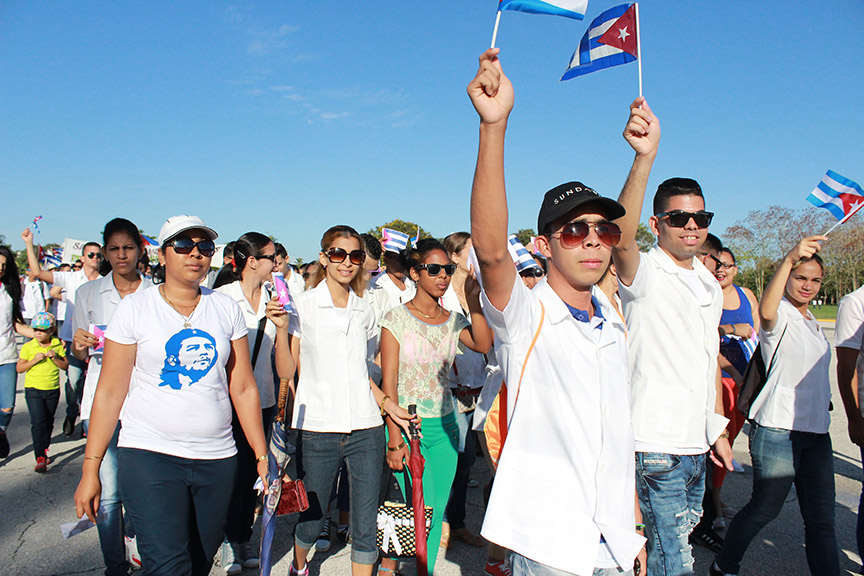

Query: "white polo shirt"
<box><xmin>836</xmin><ymin>286</ymin><xmax>864</xmax><ymax>416</ymax></box>
<box><xmin>366</xmin><ymin>272</ymin><xmax>416</xmax><ymax>326</ymax></box>
<box><xmin>73</xmin><ymin>273</ymin><xmax>153</xmax><ymax>420</ymax></box>
<box><xmin>52</xmin><ymin>269</ymin><xmax>95</xmax><ymax>342</ymax></box>
<box><xmin>290</xmin><ymin>280</ymin><xmax>382</xmax><ymax>433</ymax></box>
<box><xmin>21</xmin><ymin>278</ymin><xmax>50</xmax><ymax>319</ymax></box>
<box><xmin>480</xmin><ymin>277</ymin><xmax>644</xmax><ymax>576</ymax></box>
<box><xmin>619</xmin><ymin>246</ymin><xmax>727</xmax><ymax>454</ymax></box>
<box><xmin>750</xmin><ymin>298</ymin><xmax>831</xmax><ymax>433</ymax></box>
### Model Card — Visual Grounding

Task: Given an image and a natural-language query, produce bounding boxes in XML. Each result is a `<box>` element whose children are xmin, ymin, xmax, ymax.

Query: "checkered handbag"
<box><xmin>376</xmin><ymin>470</ymin><xmax>433</xmax><ymax>558</ymax></box>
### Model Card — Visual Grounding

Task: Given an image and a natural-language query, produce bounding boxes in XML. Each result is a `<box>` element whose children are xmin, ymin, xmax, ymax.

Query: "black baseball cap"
<box><xmin>537</xmin><ymin>181</ymin><xmax>626</xmax><ymax>234</ymax></box>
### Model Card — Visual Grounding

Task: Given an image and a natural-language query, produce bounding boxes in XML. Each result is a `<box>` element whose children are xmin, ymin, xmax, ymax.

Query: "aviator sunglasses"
<box><xmin>551</xmin><ymin>221</ymin><xmax>621</xmax><ymax>248</ymax></box>
<box><xmin>656</xmin><ymin>210</ymin><xmax>714</xmax><ymax>229</ymax></box>
<box><xmin>325</xmin><ymin>247</ymin><xmax>366</xmax><ymax>266</ymax></box>
<box><xmin>415</xmin><ymin>263</ymin><xmax>457</xmax><ymax>277</ymax></box>
<box><xmin>168</xmin><ymin>237</ymin><xmax>217</xmax><ymax>257</ymax></box>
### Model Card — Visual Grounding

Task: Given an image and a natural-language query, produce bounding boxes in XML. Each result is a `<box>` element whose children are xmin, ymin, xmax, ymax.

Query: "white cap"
<box><xmin>158</xmin><ymin>215</ymin><xmax>218</xmax><ymax>245</ymax></box>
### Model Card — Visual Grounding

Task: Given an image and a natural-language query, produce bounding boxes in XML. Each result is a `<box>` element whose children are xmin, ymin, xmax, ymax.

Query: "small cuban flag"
<box><xmin>381</xmin><ymin>228</ymin><xmax>410</xmax><ymax>254</ymax></box>
<box><xmin>498</xmin><ymin>0</ymin><xmax>588</xmax><ymax>20</ymax></box>
<box><xmin>507</xmin><ymin>235</ymin><xmax>542</xmax><ymax>274</ymax></box>
<box><xmin>806</xmin><ymin>170</ymin><xmax>864</xmax><ymax>225</ymax></box>
<box><xmin>562</xmin><ymin>3</ymin><xmax>638</xmax><ymax>81</ymax></box>
<box><xmin>270</xmin><ymin>272</ymin><xmax>296</xmax><ymax>314</ymax></box>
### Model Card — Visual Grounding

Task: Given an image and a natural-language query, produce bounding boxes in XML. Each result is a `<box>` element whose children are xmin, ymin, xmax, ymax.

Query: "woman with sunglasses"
<box><xmin>288</xmin><ymin>225</ymin><xmax>417</xmax><ymax>576</ymax></box>
<box><xmin>379</xmin><ymin>238</ymin><xmax>493</xmax><ymax>576</ymax></box>
<box><xmin>75</xmin><ymin>215</ymin><xmax>269</xmax><ymax>576</ymax></box>
<box><xmin>69</xmin><ymin>218</ymin><xmax>153</xmax><ymax>575</ymax></box>
<box><xmin>712</xmin><ymin>236</ymin><xmax>837</xmax><ymax>576</ymax></box>
<box><xmin>214</xmin><ymin>232</ymin><xmax>296</xmax><ymax>572</ymax></box>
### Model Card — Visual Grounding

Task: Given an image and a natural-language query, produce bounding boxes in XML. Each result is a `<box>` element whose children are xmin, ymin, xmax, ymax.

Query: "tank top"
<box><xmin>719</xmin><ymin>284</ymin><xmax>754</xmax><ymax>376</ymax></box>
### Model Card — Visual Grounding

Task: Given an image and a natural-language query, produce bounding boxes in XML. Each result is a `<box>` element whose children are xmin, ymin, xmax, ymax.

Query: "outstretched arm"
<box><xmin>468</xmin><ymin>48</ymin><xmax>515</xmax><ymax>311</ymax></box>
<box><xmin>613</xmin><ymin>98</ymin><xmax>660</xmax><ymax>287</ymax></box>
<box><xmin>21</xmin><ymin>228</ymin><xmax>54</xmax><ymax>284</ymax></box>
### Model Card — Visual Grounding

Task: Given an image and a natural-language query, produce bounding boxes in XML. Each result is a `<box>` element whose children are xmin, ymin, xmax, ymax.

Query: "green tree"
<box><xmin>635</xmin><ymin>222</ymin><xmax>656</xmax><ymax>252</ymax></box>
<box><xmin>512</xmin><ymin>228</ymin><xmax>536</xmax><ymax>247</ymax></box>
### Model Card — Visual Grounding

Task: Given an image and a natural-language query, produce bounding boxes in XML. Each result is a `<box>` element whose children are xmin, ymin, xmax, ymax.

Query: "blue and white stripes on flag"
<box><xmin>381</xmin><ymin>228</ymin><xmax>410</xmax><ymax>253</ymax></box>
<box><xmin>508</xmin><ymin>235</ymin><xmax>542</xmax><ymax>273</ymax></box>
<box><xmin>806</xmin><ymin>170</ymin><xmax>864</xmax><ymax>223</ymax></box>
<box><xmin>562</xmin><ymin>3</ymin><xmax>637</xmax><ymax>81</ymax></box>
<box><xmin>498</xmin><ymin>0</ymin><xmax>588</xmax><ymax>20</ymax></box>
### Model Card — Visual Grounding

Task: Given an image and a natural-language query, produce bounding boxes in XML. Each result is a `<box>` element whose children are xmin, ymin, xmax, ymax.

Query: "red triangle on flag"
<box><xmin>597</xmin><ymin>4</ymin><xmax>638</xmax><ymax>57</ymax></box>
<box><xmin>839</xmin><ymin>192</ymin><xmax>864</xmax><ymax>214</ymax></box>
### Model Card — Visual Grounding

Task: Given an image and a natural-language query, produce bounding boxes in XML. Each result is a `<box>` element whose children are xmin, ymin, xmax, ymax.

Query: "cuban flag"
<box><xmin>409</xmin><ymin>227</ymin><xmax>421</xmax><ymax>248</ymax></box>
<box><xmin>507</xmin><ymin>235</ymin><xmax>542</xmax><ymax>273</ymax></box>
<box><xmin>562</xmin><ymin>3</ymin><xmax>637</xmax><ymax>81</ymax></box>
<box><xmin>381</xmin><ymin>228</ymin><xmax>410</xmax><ymax>253</ymax></box>
<box><xmin>806</xmin><ymin>170</ymin><xmax>864</xmax><ymax>224</ymax></box>
<box><xmin>141</xmin><ymin>234</ymin><xmax>160</xmax><ymax>247</ymax></box>
<box><xmin>499</xmin><ymin>0</ymin><xmax>588</xmax><ymax>20</ymax></box>
<box><xmin>270</xmin><ymin>272</ymin><xmax>296</xmax><ymax>314</ymax></box>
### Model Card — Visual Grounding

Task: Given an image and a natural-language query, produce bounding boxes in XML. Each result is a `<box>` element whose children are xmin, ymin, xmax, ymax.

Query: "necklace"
<box><xmin>409</xmin><ymin>300</ymin><xmax>443</xmax><ymax>320</ymax></box>
<box><xmin>160</xmin><ymin>285</ymin><xmax>201</xmax><ymax>329</ymax></box>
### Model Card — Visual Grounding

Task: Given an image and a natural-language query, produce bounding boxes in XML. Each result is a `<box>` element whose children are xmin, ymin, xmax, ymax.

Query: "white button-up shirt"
<box><xmin>619</xmin><ymin>247</ymin><xmax>727</xmax><ymax>454</ymax></box>
<box><xmin>480</xmin><ymin>277</ymin><xmax>644</xmax><ymax>576</ymax></box>
<box><xmin>836</xmin><ymin>286</ymin><xmax>864</xmax><ymax>416</ymax></box>
<box><xmin>73</xmin><ymin>273</ymin><xmax>153</xmax><ymax>420</ymax></box>
<box><xmin>751</xmin><ymin>298</ymin><xmax>831</xmax><ymax>433</ymax></box>
<box><xmin>290</xmin><ymin>280</ymin><xmax>381</xmax><ymax>433</ymax></box>
<box><xmin>366</xmin><ymin>272</ymin><xmax>416</xmax><ymax>326</ymax></box>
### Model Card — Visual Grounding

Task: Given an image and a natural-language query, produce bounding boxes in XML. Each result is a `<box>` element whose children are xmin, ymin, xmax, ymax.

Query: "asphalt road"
<box><xmin>1</xmin><ymin>321</ymin><xmax>861</xmax><ymax>575</ymax></box>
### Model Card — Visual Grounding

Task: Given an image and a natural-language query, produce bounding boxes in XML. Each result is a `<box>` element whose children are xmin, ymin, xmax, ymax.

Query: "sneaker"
<box><xmin>316</xmin><ymin>521</ymin><xmax>331</xmax><ymax>551</ymax></box>
<box><xmin>336</xmin><ymin>524</ymin><xmax>350</xmax><ymax>544</ymax></box>
<box><xmin>214</xmin><ymin>540</ymin><xmax>242</xmax><ymax>575</ymax></box>
<box><xmin>690</xmin><ymin>528</ymin><xmax>724</xmax><ymax>554</ymax></box>
<box><xmin>238</xmin><ymin>541</ymin><xmax>259</xmax><ymax>569</ymax></box>
<box><xmin>289</xmin><ymin>563</ymin><xmax>309</xmax><ymax>576</ymax></box>
<box><xmin>0</xmin><ymin>431</ymin><xmax>9</xmax><ymax>459</ymax></box>
<box><xmin>485</xmin><ymin>559</ymin><xmax>511</xmax><ymax>576</ymax></box>
<box><xmin>63</xmin><ymin>416</ymin><xmax>76</xmax><ymax>437</ymax></box>
<box><xmin>125</xmin><ymin>535</ymin><xmax>143</xmax><ymax>570</ymax></box>
<box><xmin>708</xmin><ymin>560</ymin><xmax>735</xmax><ymax>576</ymax></box>
<box><xmin>34</xmin><ymin>456</ymin><xmax>49</xmax><ymax>473</ymax></box>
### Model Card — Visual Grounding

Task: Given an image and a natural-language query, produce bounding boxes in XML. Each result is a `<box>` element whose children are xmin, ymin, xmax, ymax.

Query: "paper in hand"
<box><xmin>60</xmin><ymin>505</ymin><xmax>106</xmax><ymax>539</ymax></box>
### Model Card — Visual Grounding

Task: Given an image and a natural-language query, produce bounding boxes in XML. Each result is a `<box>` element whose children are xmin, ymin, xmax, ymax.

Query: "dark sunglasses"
<box><xmin>519</xmin><ymin>267</ymin><xmax>545</xmax><ymax>278</ymax></box>
<box><xmin>552</xmin><ymin>221</ymin><xmax>621</xmax><ymax>248</ymax></box>
<box><xmin>416</xmin><ymin>263</ymin><xmax>457</xmax><ymax>277</ymax></box>
<box><xmin>367</xmin><ymin>267</ymin><xmax>382</xmax><ymax>277</ymax></box>
<box><xmin>86</xmin><ymin>252</ymin><xmax>103</xmax><ymax>260</ymax></box>
<box><xmin>255</xmin><ymin>253</ymin><xmax>276</xmax><ymax>262</ymax></box>
<box><xmin>325</xmin><ymin>247</ymin><xmax>365</xmax><ymax>266</ymax></box>
<box><xmin>656</xmin><ymin>210</ymin><xmax>714</xmax><ymax>229</ymax></box>
<box><xmin>715</xmin><ymin>261</ymin><xmax>735</xmax><ymax>270</ymax></box>
<box><xmin>168</xmin><ymin>237</ymin><xmax>217</xmax><ymax>257</ymax></box>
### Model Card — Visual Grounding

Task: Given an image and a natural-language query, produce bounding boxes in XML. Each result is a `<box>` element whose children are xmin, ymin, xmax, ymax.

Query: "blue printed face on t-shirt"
<box><xmin>159</xmin><ymin>328</ymin><xmax>218</xmax><ymax>390</ymax></box>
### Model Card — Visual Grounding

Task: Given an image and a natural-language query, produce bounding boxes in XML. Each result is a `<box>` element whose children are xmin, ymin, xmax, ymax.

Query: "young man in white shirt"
<box><xmin>22</xmin><ymin>228</ymin><xmax>102</xmax><ymax>437</ymax></box>
<box><xmin>612</xmin><ymin>99</ymin><xmax>733</xmax><ymax>575</ymax></box>
<box><xmin>468</xmin><ymin>48</ymin><xmax>645</xmax><ymax>576</ymax></box>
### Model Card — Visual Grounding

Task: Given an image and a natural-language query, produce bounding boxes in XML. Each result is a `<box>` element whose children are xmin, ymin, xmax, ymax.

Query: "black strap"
<box><xmin>250</xmin><ymin>285</ymin><xmax>272</xmax><ymax>369</ymax></box>
<box><xmin>764</xmin><ymin>323</ymin><xmax>788</xmax><ymax>380</ymax></box>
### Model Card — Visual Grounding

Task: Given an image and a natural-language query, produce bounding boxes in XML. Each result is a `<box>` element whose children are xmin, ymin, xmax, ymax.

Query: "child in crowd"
<box><xmin>17</xmin><ymin>312</ymin><xmax>67</xmax><ymax>472</ymax></box>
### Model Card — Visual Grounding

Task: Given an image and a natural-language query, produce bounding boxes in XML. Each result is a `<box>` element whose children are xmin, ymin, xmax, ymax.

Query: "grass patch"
<box><xmin>811</xmin><ymin>304</ymin><xmax>837</xmax><ymax>321</ymax></box>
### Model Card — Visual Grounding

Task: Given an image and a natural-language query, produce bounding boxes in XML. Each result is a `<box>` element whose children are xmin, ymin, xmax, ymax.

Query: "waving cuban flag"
<box><xmin>499</xmin><ymin>0</ymin><xmax>587</xmax><ymax>20</ymax></box>
<box><xmin>807</xmin><ymin>170</ymin><xmax>864</xmax><ymax>224</ymax></box>
<box><xmin>562</xmin><ymin>3</ymin><xmax>638</xmax><ymax>81</ymax></box>
<box><xmin>381</xmin><ymin>228</ymin><xmax>410</xmax><ymax>254</ymax></box>
<box><xmin>507</xmin><ymin>235</ymin><xmax>542</xmax><ymax>274</ymax></box>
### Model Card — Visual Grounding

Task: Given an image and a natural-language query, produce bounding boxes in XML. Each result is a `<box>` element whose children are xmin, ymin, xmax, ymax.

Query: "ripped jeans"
<box><xmin>635</xmin><ymin>452</ymin><xmax>706</xmax><ymax>576</ymax></box>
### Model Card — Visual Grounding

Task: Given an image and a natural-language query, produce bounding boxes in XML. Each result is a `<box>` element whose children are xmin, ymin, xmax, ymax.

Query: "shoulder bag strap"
<box><xmin>510</xmin><ymin>301</ymin><xmax>545</xmax><ymax>415</ymax></box>
<box><xmin>250</xmin><ymin>284</ymin><xmax>273</xmax><ymax>369</ymax></box>
<box><xmin>764</xmin><ymin>323</ymin><xmax>788</xmax><ymax>378</ymax></box>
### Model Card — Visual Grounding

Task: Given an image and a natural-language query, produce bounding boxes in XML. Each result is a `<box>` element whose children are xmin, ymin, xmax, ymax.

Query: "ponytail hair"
<box><xmin>311</xmin><ymin>225</ymin><xmax>367</xmax><ymax>297</ymax></box>
<box><xmin>213</xmin><ymin>232</ymin><xmax>272</xmax><ymax>288</ymax></box>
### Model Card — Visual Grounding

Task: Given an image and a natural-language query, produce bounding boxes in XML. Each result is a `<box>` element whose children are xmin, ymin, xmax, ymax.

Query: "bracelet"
<box><xmin>256</xmin><ymin>454</ymin><xmax>268</xmax><ymax>463</ymax></box>
<box><xmin>387</xmin><ymin>441</ymin><xmax>405</xmax><ymax>452</ymax></box>
<box><xmin>84</xmin><ymin>456</ymin><xmax>103</xmax><ymax>461</ymax></box>
<box><xmin>635</xmin><ymin>523</ymin><xmax>646</xmax><ymax>532</ymax></box>
<box><xmin>379</xmin><ymin>395</ymin><xmax>390</xmax><ymax>416</ymax></box>
<box><xmin>719</xmin><ymin>430</ymin><xmax>730</xmax><ymax>439</ymax></box>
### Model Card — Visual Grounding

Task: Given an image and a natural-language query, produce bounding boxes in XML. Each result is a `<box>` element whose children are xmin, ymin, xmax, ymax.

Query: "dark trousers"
<box><xmin>118</xmin><ymin>448</ymin><xmax>237</xmax><ymax>576</ymax></box>
<box><xmin>25</xmin><ymin>387</ymin><xmax>60</xmax><ymax>459</ymax></box>
<box><xmin>445</xmin><ymin>422</ymin><xmax>477</xmax><ymax>530</ymax></box>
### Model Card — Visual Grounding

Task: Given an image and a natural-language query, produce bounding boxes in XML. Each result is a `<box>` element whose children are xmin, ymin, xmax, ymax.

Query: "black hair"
<box><xmin>443</xmin><ymin>232</ymin><xmax>471</xmax><ymax>257</ymax></box>
<box><xmin>0</xmin><ymin>246</ymin><xmax>23</xmax><ymax>324</ymax></box>
<box><xmin>222</xmin><ymin>241</ymin><xmax>236</xmax><ymax>259</ymax></box>
<box><xmin>82</xmin><ymin>241</ymin><xmax>102</xmax><ymax>254</ymax></box>
<box><xmin>532</xmin><ymin>253</ymin><xmax>547</xmax><ymax>274</ymax></box>
<box><xmin>214</xmin><ymin>232</ymin><xmax>272</xmax><ymax>288</ymax></box>
<box><xmin>653</xmin><ymin>177</ymin><xmax>705</xmax><ymax>215</ymax></box>
<box><xmin>100</xmin><ymin>218</ymin><xmax>144</xmax><ymax>275</ymax></box>
<box><xmin>701</xmin><ymin>233</ymin><xmax>723</xmax><ymax>255</ymax></box>
<box><xmin>404</xmin><ymin>238</ymin><xmax>448</xmax><ymax>270</ymax></box>
<box><xmin>361</xmin><ymin>233</ymin><xmax>382</xmax><ymax>261</ymax></box>
<box><xmin>274</xmin><ymin>242</ymin><xmax>288</xmax><ymax>259</ymax></box>
<box><xmin>719</xmin><ymin>247</ymin><xmax>736</xmax><ymax>265</ymax></box>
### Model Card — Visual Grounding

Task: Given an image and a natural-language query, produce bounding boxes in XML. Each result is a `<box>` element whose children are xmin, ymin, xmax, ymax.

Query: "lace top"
<box><xmin>380</xmin><ymin>304</ymin><xmax>470</xmax><ymax>418</ymax></box>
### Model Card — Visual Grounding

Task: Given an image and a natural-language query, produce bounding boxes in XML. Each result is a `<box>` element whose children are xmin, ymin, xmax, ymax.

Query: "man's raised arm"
<box><xmin>468</xmin><ymin>48</ymin><xmax>516</xmax><ymax>311</ymax></box>
<box><xmin>613</xmin><ymin>97</ymin><xmax>660</xmax><ymax>287</ymax></box>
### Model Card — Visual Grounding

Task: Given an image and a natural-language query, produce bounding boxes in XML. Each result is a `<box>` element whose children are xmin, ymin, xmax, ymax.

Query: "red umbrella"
<box><xmin>406</xmin><ymin>404</ymin><xmax>428</xmax><ymax>575</ymax></box>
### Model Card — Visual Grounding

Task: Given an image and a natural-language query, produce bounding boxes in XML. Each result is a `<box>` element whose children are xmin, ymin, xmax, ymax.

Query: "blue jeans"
<box><xmin>635</xmin><ymin>452</ymin><xmax>705</xmax><ymax>576</ymax></box>
<box><xmin>0</xmin><ymin>362</ymin><xmax>16</xmax><ymax>430</ymax></box>
<box><xmin>511</xmin><ymin>553</ymin><xmax>634</xmax><ymax>576</ymax></box>
<box><xmin>295</xmin><ymin>425</ymin><xmax>384</xmax><ymax>565</ymax></box>
<box><xmin>716</xmin><ymin>424</ymin><xmax>838</xmax><ymax>575</ymax></box>
<box><xmin>64</xmin><ymin>341</ymin><xmax>86</xmax><ymax>420</ymax></box>
<box><xmin>118</xmin><ymin>448</ymin><xmax>237</xmax><ymax>576</ymax></box>
<box><xmin>84</xmin><ymin>421</ymin><xmax>128</xmax><ymax>576</ymax></box>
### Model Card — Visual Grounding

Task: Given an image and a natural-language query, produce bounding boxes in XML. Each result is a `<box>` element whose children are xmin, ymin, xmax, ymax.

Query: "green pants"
<box><xmin>389</xmin><ymin>412</ymin><xmax>458</xmax><ymax>575</ymax></box>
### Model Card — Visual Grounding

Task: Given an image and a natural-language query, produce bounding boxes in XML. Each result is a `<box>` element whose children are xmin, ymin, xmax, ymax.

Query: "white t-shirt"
<box><xmin>836</xmin><ymin>286</ymin><xmax>864</xmax><ymax>416</ymax></box>
<box><xmin>21</xmin><ymin>278</ymin><xmax>50</xmax><ymax>319</ymax></box>
<box><xmin>0</xmin><ymin>286</ymin><xmax>17</xmax><ymax>365</ymax></box>
<box><xmin>215</xmin><ymin>281</ymin><xmax>277</xmax><ymax>409</ymax></box>
<box><xmin>442</xmin><ymin>286</ymin><xmax>487</xmax><ymax>391</ymax></box>
<box><xmin>73</xmin><ymin>274</ymin><xmax>154</xmax><ymax>420</ymax></box>
<box><xmin>52</xmin><ymin>270</ymin><xmax>95</xmax><ymax>341</ymax></box>
<box><xmin>750</xmin><ymin>298</ymin><xmax>831</xmax><ymax>433</ymax></box>
<box><xmin>105</xmin><ymin>287</ymin><xmax>248</xmax><ymax>459</ymax></box>
<box><xmin>286</xmin><ymin>268</ymin><xmax>305</xmax><ymax>295</ymax></box>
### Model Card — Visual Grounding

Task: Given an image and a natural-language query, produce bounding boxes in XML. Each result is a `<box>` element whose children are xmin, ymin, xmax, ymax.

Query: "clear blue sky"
<box><xmin>2</xmin><ymin>1</ymin><xmax>862</xmax><ymax>262</ymax></box>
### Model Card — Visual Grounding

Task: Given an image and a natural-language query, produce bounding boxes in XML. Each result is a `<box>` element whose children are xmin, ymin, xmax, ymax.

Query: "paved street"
<box><xmin>1</xmin><ymin>321</ymin><xmax>862</xmax><ymax>575</ymax></box>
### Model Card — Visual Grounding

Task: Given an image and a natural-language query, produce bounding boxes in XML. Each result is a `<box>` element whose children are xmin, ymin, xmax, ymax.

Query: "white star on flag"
<box><xmin>278</xmin><ymin>289</ymin><xmax>287</xmax><ymax>298</ymax></box>
<box><xmin>618</xmin><ymin>26</ymin><xmax>629</xmax><ymax>41</ymax></box>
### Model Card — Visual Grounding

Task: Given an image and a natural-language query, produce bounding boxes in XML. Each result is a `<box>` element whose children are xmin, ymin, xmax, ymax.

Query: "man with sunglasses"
<box><xmin>23</xmin><ymin>229</ymin><xmax>103</xmax><ymax>437</ymax></box>
<box><xmin>467</xmin><ymin>48</ymin><xmax>646</xmax><ymax>576</ymax></box>
<box><xmin>613</xmin><ymin>98</ymin><xmax>733</xmax><ymax>576</ymax></box>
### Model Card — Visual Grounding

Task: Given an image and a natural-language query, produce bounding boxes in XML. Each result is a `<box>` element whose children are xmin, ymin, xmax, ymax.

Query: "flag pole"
<box><xmin>635</xmin><ymin>2</ymin><xmax>642</xmax><ymax>98</ymax></box>
<box><xmin>823</xmin><ymin>203</ymin><xmax>864</xmax><ymax>235</ymax></box>
<box><xmin>491</xmin><ymin>10</ymin><xmax>502</xmax><ymax>48</ymax></box>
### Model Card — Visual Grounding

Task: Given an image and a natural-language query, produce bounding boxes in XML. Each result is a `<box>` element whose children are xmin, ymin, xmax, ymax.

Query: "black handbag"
<box><xmin>737</xmin><ymin>324</ymin><xmax>787</xmax><ymax>418</ymax></box>
<box><xmin>376</xmin><ymin>468</ymin><xmax>433</xmax><ymax>558</ymax></box>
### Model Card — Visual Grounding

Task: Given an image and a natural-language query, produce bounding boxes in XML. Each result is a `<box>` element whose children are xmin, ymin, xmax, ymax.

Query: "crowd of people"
<box><xmin>0</xmin><ymin>48</ymin><xmax>861</xmax><ymax>576</ymax></box>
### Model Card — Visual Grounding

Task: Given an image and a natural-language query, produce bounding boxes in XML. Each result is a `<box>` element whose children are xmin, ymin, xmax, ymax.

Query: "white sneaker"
<box><xmin>125</xmin><ymin>535</ymin><xmax>142</xmax><ymax>570</ymax></box>
<box><xmin>214</xmin><ymin>540</ymin><xmax>242</xmax><ymax>575</ymax></box>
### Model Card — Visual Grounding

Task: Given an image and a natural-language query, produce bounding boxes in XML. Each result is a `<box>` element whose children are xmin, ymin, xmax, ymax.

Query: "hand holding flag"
<box><xmin>467</xmin><ymin>49</ymin><xmax>514</xmax><ymax>127</ymax></box>
<box><xmin>623</xmin><ymin>97</ymin><xmax>660</xmax><ymax>158</ymax></box>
